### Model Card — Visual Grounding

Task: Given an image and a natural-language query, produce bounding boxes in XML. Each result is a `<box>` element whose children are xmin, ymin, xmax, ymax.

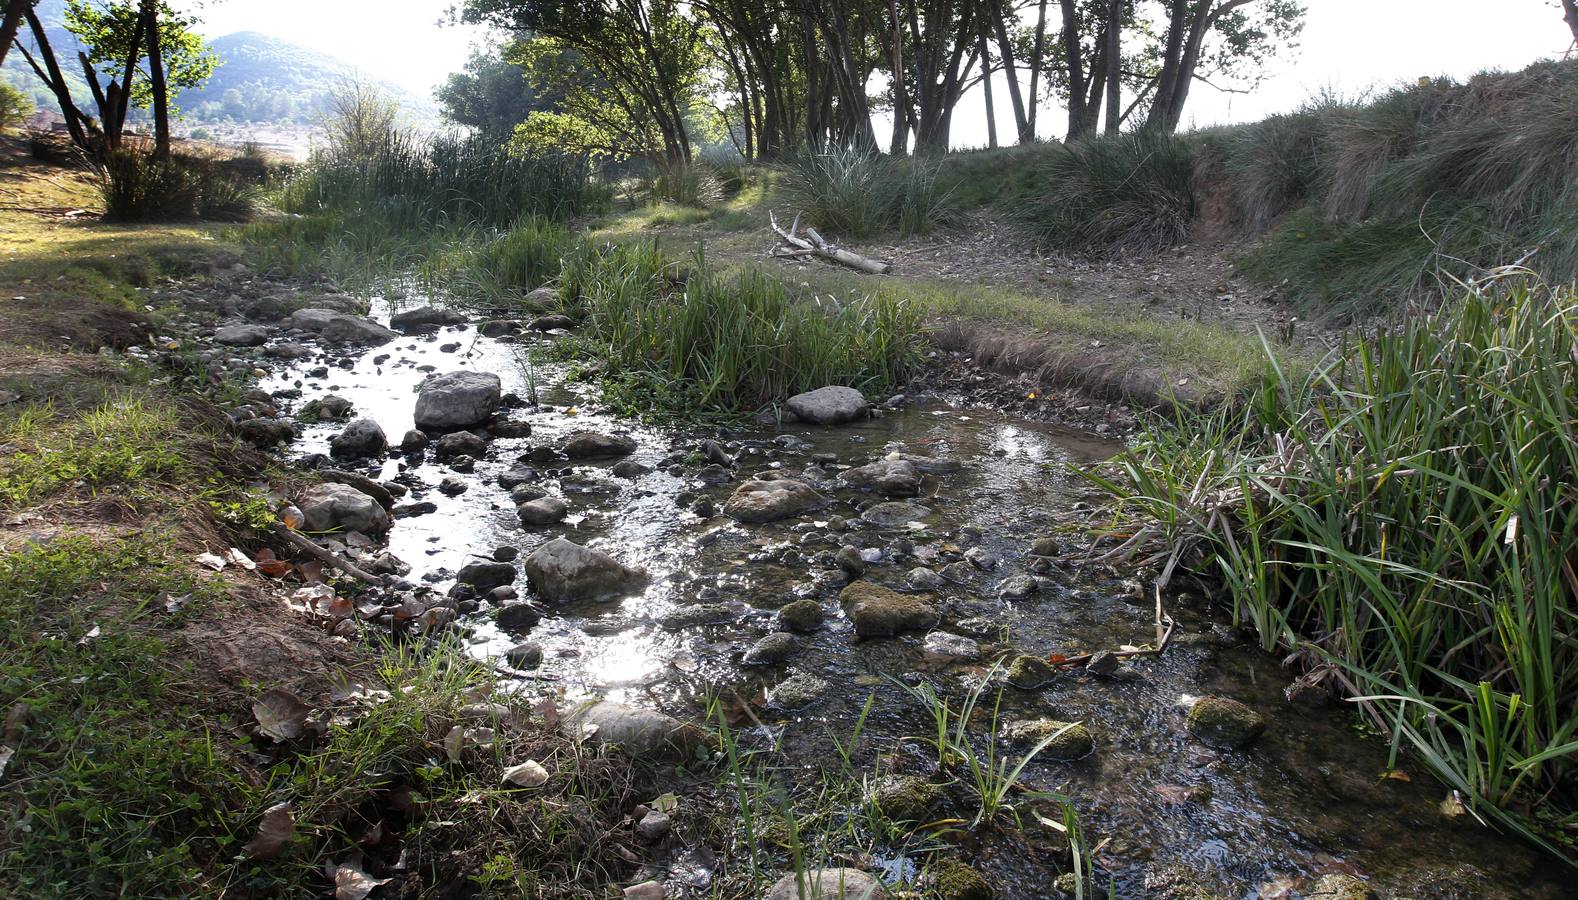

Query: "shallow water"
<box><xmin>262</xmin><ymin>300</ymin><xmax>1563</xmax><ymax>898</ymax></box>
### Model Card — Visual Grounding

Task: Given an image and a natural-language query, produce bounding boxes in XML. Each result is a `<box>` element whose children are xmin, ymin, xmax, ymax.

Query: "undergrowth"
<box><xmin>1087</xmin><ymin>275</ymin><xmax>1577</xmax><ymax>858</ymax></box>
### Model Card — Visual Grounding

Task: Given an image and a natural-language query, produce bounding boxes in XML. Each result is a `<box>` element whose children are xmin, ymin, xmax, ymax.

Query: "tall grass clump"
<box><xmin>98</xmin><ymin>146</ymin><xmax>260</xmax><ymax>222</ymax></box>
<box><xmin>430</xmin><ymin>216</ymin><xmax>579</xmax><ymax>301</ymax></box>
<box><xmin>787</xmin><ymin>147</ymin><xmax>957</xmax><ymax>238</ymax></box>
<box><xmin>1197</xmin><ymin>95</ymin><xmax>1350</xmax><ymax>232</ymax></box>
<box><xmin>559</xmin><ymin>242</ymin><xmax>924</xmax><ymax>414</ymax></box>
<box><xmin>1087</xmin><ymin>276</ymin><xmax>1577</xmax><ymax>852</ymax></box>
<box><xmin>1018</xmin><ymin>130</ymin><xmax>1196</xmax><ymax>254</ymax></box>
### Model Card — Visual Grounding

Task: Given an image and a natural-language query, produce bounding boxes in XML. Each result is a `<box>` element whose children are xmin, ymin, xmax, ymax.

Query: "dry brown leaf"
<box><xmin>532</xmin><ymin>696</ymin><xmax>560</xmax><ymax>729</ymax></box>
<box><xmin>333</xmin><ymin>857</ymin><xmax>390</xmax><ymax>900</ymax></box>
<box><xmin>501</xmin><ymin>759</ymin><xmax>549</xmax><ymax>788</ymax></box>
<box><xmin>254</xmin><ymin>688</ymin><xmax>312</xmax><ymax>742</ymax></box>
<box><xmin>443</xmin><ymin>725</ymin><xmax>465</xmax><ymax>763</ymax></box>
<box><xmin>243</xmin><ymin>801</ymin><xmax>295</xmax><ymax>858</ymax></box>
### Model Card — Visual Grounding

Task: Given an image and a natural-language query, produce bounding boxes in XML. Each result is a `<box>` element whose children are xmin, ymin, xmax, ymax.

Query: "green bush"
<box><xmin>1018</xmin><ymin>130</ymin><xmax>1196</xmax><ymax>254</ymax></box>
<box><xmin>1088</xmin><ymin>277</ymin><xmax>1578</xmax><ymax>851</ymax></box>
<box><xmin>787</xmin><ymin>147</ymin><xmax>958</xmax><ymax>239</ymax></box>
<box><xmin>0</xmin><ymin>82</ymin><xmax>34</xmax><ymax>134</ymax></box>
<box><xmin>97</xmin><ymin>148</ymin><xmax>260</xmax><ymax>222</ymax></box>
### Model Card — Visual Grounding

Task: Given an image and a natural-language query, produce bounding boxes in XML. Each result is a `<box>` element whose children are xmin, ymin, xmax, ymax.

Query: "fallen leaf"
<box><xmin>649</xmin><ymin>792</ymin><xmax>679</xmax><ymax>813</ymax></box>
<box><xmin>226</xmin><ymin>548</ymin><xmax>257</xmax><ymax>571</ymax></box>
<box><xmin>443</xmin><ymin>726</ymin><xmax>465</xmax><ymax>763</ymax></box>
<box><xmin>257</xmin><ymin>558</ymin><xmax>291</xmax><ymax>578</ymax></box>
<box><xmin>502</xmin><ymin>759</ymin><xmax>549</xmax><ymax>788</ymax></box>
<box><xmin>532</xmin><ymin>696</ymin><xmax>559</xmax><ymax>729</ymax></box>
<box><xmin>161</xmin><ymin>592</ymin><xmax>192</xmax><ymax>614</ymax></box>
<box><xmin>1439</xmin><ymin>790</ymin><xmax>1467</xmax><ymax>818</ymax></box>
<box><xmin>196</xmin><ymin>552</ymin><xmax>227</xmax><ymax>571</ymax></box>
<box><xmin>333</xmin><ymin>857</ymin><xmax>390</xmax><ymax>900</ymax></box>
<box><xmin>1380</xmin><ymin>768</ymin><xmax>1412</xmax><ymax>783</ymax></box>
<box><xmin>243</xmin><ymin>801</ymin><xmax>296</xmax><ymax>858</ymax></box>
<box><xmin>254</xmin><ymin>688</ymin><xmax>312</xmax><ymax>742</ymax></box>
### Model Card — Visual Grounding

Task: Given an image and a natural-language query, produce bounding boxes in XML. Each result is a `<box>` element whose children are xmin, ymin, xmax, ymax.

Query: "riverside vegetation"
<box><xmin>1</xmin><ymin>55</ymin><xmax>1575</xmax><ymax>900</ymax></box>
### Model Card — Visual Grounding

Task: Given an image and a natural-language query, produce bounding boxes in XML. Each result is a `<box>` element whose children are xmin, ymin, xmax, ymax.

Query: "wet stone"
<box><xmin>839</xmin><ymin>456</ymin><xmax>922</xmax><ymax>497</ymax></box>
<box><xmin>938</xmin><ymin>561</ymin><xmax>975</xmax><ymax>583</ymax></box>
<box><xmin>393</xmin><ymin>500</ymin><xmax>437</xmax><ymax>518</ymax></box>
<box><xmin>215</xmin><ymin>323</ymin><xmax>270</xmax><ymax>346</ymax></box>
<box><xmin>658</xmin><ymin>603</ymin><xmax>735</xmax><ymax>629</ymax></box>
<box><xmin>562</xmin><ymin>701</ymin><xmax>706</xmax><ymax>761</ymax></box>
<box><xmin>1187</xmin><ymin>696</ymin><xmax>1268</xmax><ymax>750</ymax></box>
<box><xmin>767</xmin><ymin>672</ymin><xmax>831</xmax><ymax>709</ymax></box>
<box><xmin>871</xmin><ymin>775</ymin><xmax>940</xmax><ymax>822</ymax></box>
<box><xmin>329</xmin><ymin>418</ymin><xmax>387</xmax><ymax>459</ymax></box>
<box><xmin>964</xmin><ymin>547</ymin><xmax>998</xmax><ymax>570</ymax></box>
<box><xmin>997</xmin><ymin>573</ymin><xmax>1038</xmax><ymax>600</ymax></box>
<box><xmin>1307</xmin><ymin>874</ymin><xmax>1371</xmax><ymax>900</ymax></box>
<box><xmin>1006</xmin><ymin>654</ymin><xmax>1057</xmax><ymax>690</ymax></box>
<box><xmin>389</xmin><ymin>305</ymin><xmax>466</xmax><ymax>333</ymax></box>
<box><xmin>493</xmin><ymin>546</ymin><xmax>519</xmax><ymax>562</ymax></box>
<box><xmin>498</xmin><ymin>465</ymin><xmax>539</xmax><ymax>488</ymax></box>
<box><xmin>840</xmin><ymin>582</ymin><xmax>938</xmax><ymax>638</ymax></box>
<box><xmin>786</xmin><ymin>386</ymin><xmax>870</xmax><ymax>425</ymax></box>
<box><xmin>528</xmin><ymin>314</ymin><xmax>576</xmax><ymax>332</ymax></box>
<box><xmin>834</xmin><ymin>546</ymin><xmax>867</xmax><ymax>577</ymax></box>
<box><xmin>1001</xmin><ymin>719</ymin><xmax>1094</xmax><ymax>760</ymax></box>
<box><xmin>400</xmin><ymin>429</ymin><xmax>429</xmax><ymax>452</ymax></box>
<box><xmin>776</xmin><ymin>599</ymin><xmax>825</xmax><ymax>633</ymax></box>
<box><xmin>742</xmin><ymin>632</ymin><xmax>798</xmax><ymax>666</ymax></box>
<box><xmin>611</xmin><ymin>460</ymin><xmax>652</xmax><ymax>479</ymax></box>
<box><xmin>414</xmin><ymin>371</ymin><xmax>502</xmax><ymax>430</ymax></box>
<box><xmin>1085</xmin><ymin>650</ymin><xmax>1120</xmax><ymax>676</ymax></box>
<box><xmin>510</xmin><ymin>483</ymin><xmax>548</xmax><ymax>504</ymax></box>
<box><xmin>435</xmin><ymin>430</ymin><xmax>489</xmax><ymax>459</ymax></box>
<box><xmin>860</xmin><ymin>501</ymin><xmax>931</xmax><ymax>528</ymax></box>
<box><xmin>524</xmin><ymin>537</ymin><xmax>647</xmax><ymax>604</ymax></box>
<box><xmin>321</xmin><ymin>314</ymin><xmax>397</xmax><ymax>345</ymax></box>
<box><xmin>907</xmin><ymin>566</ymin><xmax>946</xmax><ymax>591</ymax></box>
<box><xmin>1029</xmin><ymin>536</ymin><xmax>1062</xmax><ymax>557</ymax></box>
<box><xmin>438</xmin><ymin>476</ymin><xmax>468</xmax><ymax>496</ymax></box>
<box><xmin>505</xmin><ymin>642</ymin><xmax>544</xmax><ymax>668</ymax></box>
<box><xmin>923</xmin><ymin>631</ymin><xmax>981</xmax><ymax>660</ymax></box>
<box><xmin>517</xmin><ymin>496</ymin><xmax>568</xmax><ymax>526</ymax></box>
<box><xmin>695</xmin><ymin>463</ymin><xmax>732</xmax><ymax>484</ymax></box>
<box><xmin>238</xmin><ymin>417</ymin><xmax>297</xmax><ymax>446</ymax></box>
<box><xmin>561</xmin><ymin>430</ymin><xmax>637</xmax><ymax>459</ymax></box>
<box><xmin>763</xmin><ymin>869</ymin><xmax>888</xmax><ymax>900</ymax></box>
<box><xmin>928</xmin><ymin>860</ymin><xmax>993</xmax><ymax>900</ymax></box>
<box><xmin>299</xmin><ymin>482</ymin><xmax>390</xmax><ymax>534</ymax></box>
<box><xmin>496</xmin><ymin>602</ymin><xmax>542</xmax><ymax>633</ymax></box>
<box><xmin>723</xmin><ymin>476</ymin><xmax>829</xmax><ymax>524</ymax></box>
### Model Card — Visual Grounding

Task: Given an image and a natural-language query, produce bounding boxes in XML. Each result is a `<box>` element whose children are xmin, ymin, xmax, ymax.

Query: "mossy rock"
<box><xmin>1005</xmin><ymin>654</ymin><xmax>1057</xmax><ymax>690</ymax></box>
<box><xmin>929</xmin><ymin>859</ymin><xmax>994</xmax><ymax>900</ymax></box>
<box><xmin>1001</xmin><ymin>719</ymin><xmax>1094</xmax><ymax>761</ymax></box>
<box><xmin>1186</xmin><ymin>696</ymin><xmax>1267</xmax><ymax>749</ymax></box>
<box><xmin>777</xmin><ymin>599</ymin><xmax>825</xmax><ymax>633</ymax></box>
<box><xmin>839</xmin><ymin>582</ymin><xmax>938</xmax><ymax>638</ymax></box>
<box><xmin>1307</xmin><ymin>874</ymin><xmax>1371</xmax><ymax>900</ymax></box>
<box><xmin>871</xmin><ymin>775</ymin><xmax>941</xmax><ymax>823</ymax></box>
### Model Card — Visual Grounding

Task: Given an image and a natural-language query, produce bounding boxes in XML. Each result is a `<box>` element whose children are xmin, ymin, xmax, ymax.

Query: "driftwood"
<box><xmin>770</xmin><ymin>211</ymin><xmax>892</xmax><ymax>275</ymax></box>
<box><xmin>272</xmin><ymin>523</ymin><xmax>383</xmax><ymax>585</ymax></box>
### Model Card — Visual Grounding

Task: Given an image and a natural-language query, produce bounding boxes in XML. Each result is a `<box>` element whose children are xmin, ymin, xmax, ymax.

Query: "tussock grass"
<box><xmin>786</xmin><ymin>147</ymin><xmax>958</xmax><ymax>238</ymax></box>
<box><xmin>1087</xmin><ymin>277</ymin><xmax>1578</xmax><ymax>851</ymax></box>
<box><xmin>557</xmin><ymin>241</ymin><xmax>925</xmax><ymax>415</ymax></box>
<box><xmin>1017</xmin><ymin>131</ymin><xmax>1196</xmax><ymax>255</ymax></box>
<box><xmin>98</xmin><ymin>146</ymin><xmax>263</xmax><ymax>222</ymax></box>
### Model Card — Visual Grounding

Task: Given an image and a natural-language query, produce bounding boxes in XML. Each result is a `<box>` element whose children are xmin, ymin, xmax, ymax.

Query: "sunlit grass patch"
<box><xmin>0</xmin><ymin>395</ymin><xmax>192</xmax><ymax>508</ymax></box>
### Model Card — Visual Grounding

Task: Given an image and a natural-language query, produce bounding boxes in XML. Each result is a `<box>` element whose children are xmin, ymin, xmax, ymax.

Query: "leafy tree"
<box><xmin>435</xmin><ymin>39</ymin><xmax>555</xmax><ymax>142</ymax></box>
<box><xmin>1145</xmin><ymin>0</ymin><xmax>1304</xmax><ymax>132</ymax></box>
<box><xmin>0</xmin><ymin>78</ymin><xmax>32</xmax><ymax>130</ymax></box>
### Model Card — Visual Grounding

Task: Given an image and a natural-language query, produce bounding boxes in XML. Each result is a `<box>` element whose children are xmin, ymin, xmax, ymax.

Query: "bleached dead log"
<box><xmin>769</xmin><ymin>211</ymin><xmax>892</xmax><ymax>275</ymax></box>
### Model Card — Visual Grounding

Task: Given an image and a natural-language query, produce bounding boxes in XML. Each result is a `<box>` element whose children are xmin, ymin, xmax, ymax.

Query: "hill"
<box><xmin>1</xmin><ymin>5</ymin><xmax>436</xmax><ymax>129</ymax></box>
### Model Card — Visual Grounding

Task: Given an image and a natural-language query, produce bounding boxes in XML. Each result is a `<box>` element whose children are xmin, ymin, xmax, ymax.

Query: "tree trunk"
<box><xmin>988</xmin><ymin>0</ymin><xmax>1031</xmax><ymax>142</ymax></box>
<box><xmin>1564</xmin><ymin>0</ymin><xmax>1578</xmax><ymax>46</ymax></box>
<box><xmin>978</xmin><ymin>22</ymin><xmax>997</xmax><ymax>149</ymax></box>
<box><xmin>1026</xmin><ymin>0</ymin><xmax>1048</xmax><ymax>137</ymax></box>
<box><xmin>0</xmin><ymin>0</ymin><xmax>25</xmax><ymax>71</ymax></box>
<box><xmin>23</xmin><ymin>5</ymin><xmax>92</xmax><ymax>152</ymax></box>
<box><xmin>114</xmin><ymin>11</ymin><xmax>147</xmax><ymax>138</ymax></box>
<box><xmin>1103</xmin><ymin>0</ymin><xmax>1121</xmax><ymax>134</ymax></box>
<box><xmin>144</xmin><ymin>2</ymin><xmax>170</xmax><ymax>158</ymax></box>
<box><xmin>1147</xmin><ymin>0</ymin><xmax>1189</xmax><ymax>131</ymax></box>
<box><xmin>1058</xmin><ymin>0</ymin><xmax>1087</xmax><ymax>140</ymax></box>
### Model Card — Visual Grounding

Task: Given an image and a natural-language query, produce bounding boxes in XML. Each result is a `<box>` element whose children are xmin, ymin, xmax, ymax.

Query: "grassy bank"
<box><xmin>1088</xmin><ymin>275</ymin><xmax>1577</xmax><ymax>854</ymax></box>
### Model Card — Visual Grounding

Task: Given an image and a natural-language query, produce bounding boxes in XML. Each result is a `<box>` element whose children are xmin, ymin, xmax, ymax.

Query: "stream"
<box><xmin>257</xmin><ymin>296</ymin><xmax>1563</xmax><ymax>899</ymax></box>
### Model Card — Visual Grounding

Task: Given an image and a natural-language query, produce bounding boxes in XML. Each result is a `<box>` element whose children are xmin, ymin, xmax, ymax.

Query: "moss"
<box><xmin>930</xmin><ymin>858</ymin><xmax>994</xmax><ymax>900</ymax></box>
<box><xmin>838</xmin><ymin>581</ymin><xmax>938</xmax><ymax>637</ymax></box>
<box><xmin>1187</xmin><ymin>696</ymin><xmax>1268</xmax><ymax>750</ymax></box>
<box><xmin>776</xmin><ymin>599</ymin><xmax>826</xmax><ymax>633</ymax></box>
<box><xmin>1001</xmin><ymin>720</ymin><xmax>1094</xmax><ymax>761</ymax></box>
<box><xmin>871</xmin><ymin>775</ymin><xmax>941</xmax><ymax>823</ymax></box>
<box><xmin>1005</xmin><ymin>654</ymin><xmax>1057</xmax><ymax>690</ymax></box>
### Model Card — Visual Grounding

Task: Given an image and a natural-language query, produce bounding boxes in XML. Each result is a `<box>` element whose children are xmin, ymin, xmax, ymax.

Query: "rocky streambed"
<box><xmin>194</xmin><ymin>284</ymin><xmax>1565</xmax><ymax>899</ymax></box>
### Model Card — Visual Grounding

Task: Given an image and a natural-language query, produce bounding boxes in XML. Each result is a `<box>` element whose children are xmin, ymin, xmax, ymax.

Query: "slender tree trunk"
<box><xmin>1563</xmin><ymin>0</ymin><xmax>1578</xmax><ymax>46</ymax></box>
<box><xmin>1026</xmin><ymin>0</ymin><xmax>1048</xmax><ymax>138</ymax></box>
<box><xmin>978</xmin><ymin>21</ymin><xmax>997</xmax><ymax>149</ymax></box>
<box><xmin>143</xmin><ymin>2</ymin><xmax>170</xmax><ymax>158</ymax></box>
<box><xmin>1148</xmin><ymin>0</ymin><xmax>1189</xmax><ymax>131</ymax></box>
<box><xmin>1103</xmin><ymin>0</ymin><xmax>1121</xmax><ymax>134</ymax></box>
<box><xmin>114</xmin><ymin>11</ymin><xmax>146</xmax><ymax>138</ymax></box>
<box><xmin>887</xmin><ymin>0</ymin><xmax>909</xmax><ymax>155</ymax></box>
<box><xmin>1058</xmin><ymin>0</ymin><xmax>1086</xmax><ymax>140</ymax></box>
<box><xmin>0</xmin><ymin>0</ymin><xmax>25</xmax><ymax>71</ymax></box>
<box><xmin>24</xmin><ymin>5</ymin><xmax>92</xmax><ymax>151</ymax></box>
<box><xmin>1080</xmin><ymin>28</ymin><xmax>1106</xmax><ymax>134</ymax></box>
<box><xmin>987</xmin><ymin>0</ymin><xmax>1030</xmax><ymax>142</ymax></box>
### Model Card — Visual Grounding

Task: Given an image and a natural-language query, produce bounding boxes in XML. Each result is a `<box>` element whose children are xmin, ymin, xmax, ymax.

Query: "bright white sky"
<box><xmin>188</xmin><ymin>0</ymin><xmax>1575</xmax><ymax>146</ymax></box>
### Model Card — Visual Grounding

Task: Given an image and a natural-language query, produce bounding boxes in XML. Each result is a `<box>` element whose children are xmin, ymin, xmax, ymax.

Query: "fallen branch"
<box><xmin>769</xmin><ymin>210</ymin><xmax>892</xmax><ymax>275</ymax></box>
<box><xmin>272</xmin><ymin>523</ymin><xmax>383</xmax><ymax>585</ymax></box>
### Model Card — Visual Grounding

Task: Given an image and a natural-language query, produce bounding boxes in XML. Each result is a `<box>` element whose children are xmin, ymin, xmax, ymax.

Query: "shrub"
<box><xmin>96</xmin><ymin>147</ymin><xmax>260</xmax><ymax>222</ymax></box>
<box><xmin>786</xmin><ymin>147</ymin><xmax>957</xmax><ymax>239</ymax></box>
<box><xmin>1018</xmin><ymin>130</ymin><xmax>1196</xmax><ymax>254</ymax></box>
<box><xmin>1088</xmin><ymin>277</ymin><xmax>1578</xmax><ymax>850</ymax></box>
<box><xmin>0</xmin><ymin>82</ymin><xmax>34</xmax><ymax>134</ymax></box>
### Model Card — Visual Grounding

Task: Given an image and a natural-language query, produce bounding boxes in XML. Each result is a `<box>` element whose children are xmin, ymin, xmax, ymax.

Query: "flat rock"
<box><xmin>414</xmin><ymin>371</ymin><xmax>502</xmax><ymax>430</ymax></box>
<box><xmin>214</xmin><ymin>323</ymin><xmax>270</xmax><ymax>346</ymax></box>
<box><xmin>456</xmin><ymin>561</ymin><xmax>517</xmax><ymax>593</ymax></box>
<box><xmin>524</xmin><ymin>537</ymin><xmax>647</xmax><ymax>604</ymax></box>
<box><xmin>1187</xmin><ymin>696</ymin><xmax>1267</xmax><ymax>750</ymax></box>
<box><xmin>766</xmin><ymin>672</ymin><xmax>831</xmax><ymax>709</ymax></box>
<box><xmin>298</xmin><ymin>482</ymin><xmax>390</xmax><ymax>534</ymax></box>
<box><xmin>1001</xmin><ymin>719</ymin><xmax>1094</xmax><ymax>760</ymax></box>
<box><xmin>840</xmin><ymin>457</ymin><xmax>922</xmax><ymax>497</ymax></box>
<box><xmin>786</xmin><ymin>386</ymin><xmax>870</xmax><ymax>425</ymax></box>
<box><xmin>517</xmin><ymin>496</ymin><xmax>569</xmax><ymax>526</ymax></box>
<box><xmin>321</xmin><ymin>314</ymin><xmax>397</xmax><ymax>345</ymax></box>
<box><xmin>723</xmin><ymin>476</ymin><xmax>829</xmax><ymax>524</ymax></box>
<box><xmin>562</xmin><ymin>700</ymin><xmax>705</xmax><ymax>760</ymax></box>
<box><xmin>389</xmin><ymin>305</ymin><xmax>466</xmax><ymax>333</ymax></box>
<box><xmin>763</xmin><ymin>869</ymin><xmax>889</xmax><ymax>900</ymax></box>
<box><xmin>861</xmin><ymin>501</ymin><xmax>931</xmax><ymax>528</ymax></box>
<box><xmin>839</xmin><ymin>582</ymin><xmax>938</xmax><ymax>638</ymax></box>
<box><xmin>742</xmin><ymin>632</ymin><xmax>798</xmax><ymax>666</ymax></box>
<box><xmin>287</xmin><ymin>308</ymin><xmax>341</xmax><ymax>332</ymax></box>
<box><xmin>561</xmin><ymin>431</ymin><xmax>636</xmax><ymax>459</ymax></box>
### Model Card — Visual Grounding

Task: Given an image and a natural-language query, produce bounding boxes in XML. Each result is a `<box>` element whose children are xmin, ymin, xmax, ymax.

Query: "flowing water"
<box><xmin>261</xmin><ymin>298</ymin><xmax>1564</xmax><ymax>898</ymax></box>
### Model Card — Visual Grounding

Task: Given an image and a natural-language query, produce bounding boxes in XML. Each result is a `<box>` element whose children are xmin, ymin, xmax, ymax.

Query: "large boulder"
<box><xmin>328</xmin><ymin>418</ymin><xmax>388</xmax><ymax>459</ymax></box>
<box><xmin>298</xmin><ymin>482</ymin><xmax>390</xmax><ymax>534</ymax></box>
<box><xmin>839</xmin><ymin>582</ymin><xmax>938</xmax><ymax>638</ymax></box>
<box><xmin>561</xmin><ymin>431</ymin><xmax>637</xmax><ymax>460</ymax></box>
<box><xmin>1187</xmin><ymin>696</ymin><xmax>1267</xmax><ymax>750</ymax></box>
<box><xmin>524</xmin><ymin>537</ymin><xmax>647</xmax><ymax>603</ymax></box>
<box><xmin>723</xmin><ymin>476</ymin><xmax>829</xmax><ymax>524</ymax></box>
<box><xmin>214</xmin><ymin>323</ymin><xmax>270</xmax><ymax>346</ymax></box>
<box><xmin>562</xmin><ymin>700</ymin><xmax>707</xmax><ymax>760</ymax></box>
<box><xmin>321</xmin><ymin>314</ymin><xmax>398</xmax><ymax>345</ymax></box>
<box><xmin>287</xmin><ymin>308</ymin><xmax>341</xmax><ymax>332</ymax></box>
<box><xmin>389</xmin><ymin>305</ymin><xmax>467</xmax><ymax>334</ymax></box>
<box><xmin>414</xmin><ymin>371</ymin><xmax>502</xmax><ymax>430</ymax></box>
<box><xmin>839</xmin><ymin>457</ymin><xmax>922</xmax><ymax>497</ymax></box>
<box><xmin>763</xmin><ymin>869</ymin><xmax>889</xmax><ymax>900</ymax></box>
<box><xmin>456</xmin><ymin>561</ymin><xmax>517</xmax><ymax>593</ymax></box>
<box><xmin>786</xmin><ymin>386</ymin><xmax>869</xmax><ymax>425</ymax></box>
